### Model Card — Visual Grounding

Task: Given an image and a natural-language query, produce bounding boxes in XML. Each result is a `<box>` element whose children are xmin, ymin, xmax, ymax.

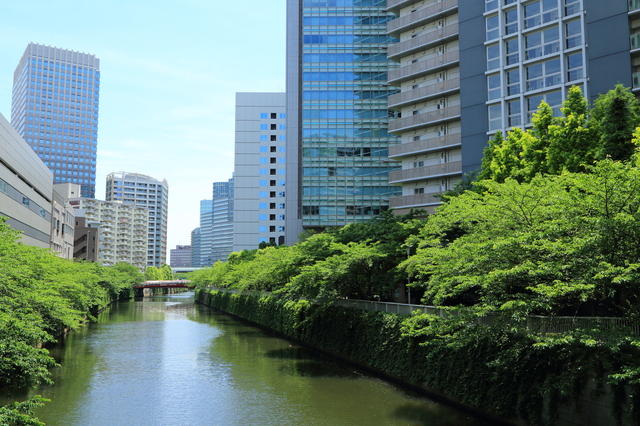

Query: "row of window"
<box><xmin>258</xmin><ymin>213</ymin><xmax>286</xmax><ymax>221</ymax></box>
<box><xmin>259</xmin><ymin>202</ymin><xmax>286</xmax><ymax>210</ymax></box>
<box><xmin>303</xmin><ymin>186</ymin><xmax>398</xmax><ymax>196</ymax></box>
<box><xmin>303</xmin><ymin>109</ymin><xmax>389</xmax><ymax>119</ymax></box>
<box><xmin>303</xmin><ymin>71</ymin><xmax>387</xmax><ymax>81</ymax></box>
<box><xmin>488</xmin><ymin>88</ymin><xmax>563</xmax><ymax>130</ymax></box>
<box><xmin>303</xmin><ymin>147</ymin><xmax>388</xmax><ymax>157</ymax></box>
<box><xmin>303</xmin><ymin>127</ymin><xmax>391</xmax><ymax>138</ymax></box>
<box><xmin>303</xmin><ymin>53</ymin><xmax>389</xmax><ymax>63</ymax></box>
<box><xmin>303</xmin><ymin>166</ymin><xmax>395</xmax><ymax>176</ymax></box>
<box><xmin>260</xmin><ymin>112</ymin><xmax>286</xmax><ymax>119</ymax></box>
<box><xmin>303</xmin><ymin>35</ymin><xmax>395</xmax><ymax>45</ymax></box>
<box><xmin>0</xmin><ymin>178</ymin><xmax>51</xmax><ymax>221</ymax></box>
<box><xmin>302</xmin><ymin>205</ymin><xmax>388</xmax><ymax>216</ymax></box>
<box><xmin>303</xmin><ymin>90</ymin><xmax>391</xmax><ymax>100</ymax></box>
<box><xmin>303</xmin><ymin>16</ymin><xmax>390</xmax><ymax>26</ymax></box>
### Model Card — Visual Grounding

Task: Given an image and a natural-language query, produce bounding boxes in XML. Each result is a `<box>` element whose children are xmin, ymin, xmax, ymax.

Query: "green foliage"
<box><xmin>0</xmin><ymin>218</ymin><xmax>142</xmax><ymax>417</ymax></box>
<box><xmin>591</xmin><ymin>84</ymin><xmax>640</xmax><ymax>161</ymax></box>
<box><xmin>144</xmin><ymin>265</ymin><xmax>174</xmax><ymax>281</ymax></box>
<box><xmin>0</xmin><ymin>396</ymin><xmax>48</xmax><ymax>426</ymax></box>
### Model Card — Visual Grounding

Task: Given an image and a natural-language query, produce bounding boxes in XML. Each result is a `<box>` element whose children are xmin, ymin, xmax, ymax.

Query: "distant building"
<box><xmin>190</xmin><ymin>227</ymin><xmax>201</xmax><ymax>267</ymax></box>
<box><xmin>233</xmin><ymin>93</ymin><xmax>287</xmax><ymax>252</ymax></box>
<box><xmin>50</xmin><ymin>183</ymin><xmax>79</xmax><ymax>259</ymax></box>
<box><xmin>11</xmin><ymin>43</ymin><xmax>100</xmax><ymax>198</ymax></box>
<box><xmin>69</xmin><ymin>198</ymin><xmax>148</xmax><ymax>270</ymax></box>
<box><xmin>199</xmin><ymin>199</ymin><xmax>214</xmax><ymax>267</ymax></box>
<box><xmin>170</xmin><ymin>245</ymin><xmax>192</xmax><ymax>267</ymax></box>
<box><xmin>73</xmin><ymin>216</ymin><xmax>99</xmax><ymax>262</ymax></box>
<box><xmin>211</xmin><ymin>178</ymin><xmax>234</xmax><ymax>262</ymax></box>
<box><xmin>105</xmin><ymin>172</ymin><xmax>169</xmax><ymax>267</ymax></box>
<box><xmin>0</xmin><ymin>113</ymin><xmax>53</xmax><ymax>249</ymax></box>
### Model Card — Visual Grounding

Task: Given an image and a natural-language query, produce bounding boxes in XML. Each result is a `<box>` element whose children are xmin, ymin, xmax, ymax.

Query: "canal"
<box><xmin>9</xmin><ymin>293</ymin><xmax>488</xmax><ymax>425</ymax></box>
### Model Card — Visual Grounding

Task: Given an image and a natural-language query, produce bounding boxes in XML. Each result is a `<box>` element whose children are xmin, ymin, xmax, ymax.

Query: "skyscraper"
<box><xmin>211</xmin><ymin>179</ymin><xmax>234</xmax><ymax>262</ymax></box>
<box><xmin>105</xmin><ymin>172</ymin><xmax>169</xmax><ymax>267</ymax></box>
<box><xmin>233</xmin><ymin>93</ymin><xmax>287</xmax><ymax>251</ymax></box>
<box><xmin>11</xmin><ymin>43</ymin><xmax>100</xmax><ymax>198</ymax></box>
<box><xmin>190</xmin><ymin>227</ymin><xmax>201</xmax><ymax>267</ymax></box>
<box><xmin>199</xmin><ymin>199</ymin><xmax>214</xmax><ymax>267</ymax></box>
<box><xmin>385</xmin><ymin>0</ymin><xmax>637</xmax><ymax>213</ymax></box>
<box><xmin>285</xmin><ymin>0</ymin><xmax>401</xmax><ymax>242</ymax></box>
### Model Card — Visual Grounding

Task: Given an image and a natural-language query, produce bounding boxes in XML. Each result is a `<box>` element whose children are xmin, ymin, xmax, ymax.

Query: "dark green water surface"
<box><xmin>8</xmin><ymin>293</ymin><xmax>489</xmax><ymax>426</ymax></box>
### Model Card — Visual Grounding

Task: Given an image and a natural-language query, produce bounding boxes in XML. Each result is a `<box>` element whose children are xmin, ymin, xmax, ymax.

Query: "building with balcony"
<box><xmin>68</xmin><ymin>198</ymin><xmax>148</xmax><ymax>270</ymax></box>
<box><xmin>285</xmin><ymin>0</ymin><xmax>401</xmax><ymax>242</ymax></box>
<box><xmin>386</xmin><ymin>0</ymin><xmax>636</xmax><ymax>213</ymax></box>
<box><xmin>233</xmin><ymin>93</ymin><xmax>287</xmax><ymax>251</ymax></box>
<box><xmin>0</xmin><ymin>113</ymin><xmax>53</xmax><ymax>249</ymax></box>
<box><xmin>11</xmin><ymin>43</ymin><xmax>100</xmax><ymax>198</ymax></box>
<box><xmin>73</xmin><ymin>216</ymin><xmax>99</xmax><ymax>262</ymax></box>
<box><xmin>105</xmin><ymin>172</ymin><xmax>168</xmax><ymax>267</ymax></box>
<box><xmin>50</xmin><ymin>183</ymin><xmax>79</xmax><ymax>259</ymax></box>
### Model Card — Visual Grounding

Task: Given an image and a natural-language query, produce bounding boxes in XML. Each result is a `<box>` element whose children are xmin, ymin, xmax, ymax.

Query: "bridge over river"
<box><xmin>133</xmin><ymin>280</ymin><xmax>194</xmax><ymax>296</ymax></box>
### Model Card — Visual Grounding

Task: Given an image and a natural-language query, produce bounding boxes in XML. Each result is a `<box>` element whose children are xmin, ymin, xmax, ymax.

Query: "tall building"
<box><xmin>11</xmin><ymin>43</ymin><xmax>100</xmax><ymax>198</ymax></box>
<box><xmin>233</xmin><ymin>93</ymin><xmax>287</xmax><ymax>251</ymax></box>
<box><xmin>285</xmin><ymin>0</ymin><xmax>401</xmax><ymax>243</ymax></box>
<box><xmin>211</xmin><ymin>179</ymin><xmax>234</xmax><ymax>262</ymax></box>
<box><xmin>69</xmin><ymin>198</ymin><xmax>148</xmax><ymax>270</ymax></box>
<box><xmin>386</xmin><ymin>0</ymin><xmax>637</xmax><ymax>213</ymax></box>
<box><xmin>0</xmin><ymin>113</ymin><xmax>53</xmax><ymax>249</ymax></box>
<box><xmin>105</xmin><ymin>172</ymin><xmax>169</xmax><ymax>267</ymax></box>
<box><xmin>190</xmin><ymin>227</ymin><xmax>201</xmax><ymax>267</ymax></box>
<box><xmin>199</xmin><ymin>199</ymin><xmax>214</xmax><ymax>267</ymax></box>
<box><xmin>170</xmin><ymin>245</ymin><xmax>192</xmax><ymax>267</ymax></box>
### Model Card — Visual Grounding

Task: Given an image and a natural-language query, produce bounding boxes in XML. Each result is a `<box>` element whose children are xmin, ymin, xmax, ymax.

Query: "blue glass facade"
<box><xmin>299</xmin><ymin>0</ymin><xmax>400</xmax><ymax>227</ymax></box>
<box><xmin>12</xmin><ymin>44</ymin><xmax>100</xmax><ymax>198</ymax></box>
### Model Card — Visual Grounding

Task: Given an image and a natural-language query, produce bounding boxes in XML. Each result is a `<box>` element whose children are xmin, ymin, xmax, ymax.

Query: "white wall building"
<box><xmin>233</xmin><ymin>93</ymin><xmax>287</xmax><ymax>251</ymax></box>
<box><xmin>105</xmin><ymin>172</ymin><xmax>168</xmax><ymax>266</ymax></box>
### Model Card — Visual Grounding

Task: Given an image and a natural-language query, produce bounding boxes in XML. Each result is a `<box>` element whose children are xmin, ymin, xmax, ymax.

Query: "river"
<box><xmin>7</xmin><ymin>293</ymin><xmax>489</xmax><ymax>425</ymax></box>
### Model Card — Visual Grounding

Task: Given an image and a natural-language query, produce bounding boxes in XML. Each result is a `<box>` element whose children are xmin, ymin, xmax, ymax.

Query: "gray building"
<box><xmin>170</xmin><ymin>245</ymin><xmax>192</xmax><ymax>267</ymax></box>
<box><xmin>233</xmin><ymin>93</ymin><xmax>287</xmax><ymax>252</ymax></box>
<box><xmin>190</xmin><ymin>227</ymin><xmax>201</xmax><ymax>267</ymax></box>
<box><xmin>105</xmin><ymin>172</ymin><xmax>169</xmax><ymax>266</ymax></box>
<box><xmin>386</xmin><ymin>0</ymin><xmax>638</xmax><ymax>212</ymax></box>
<box><xmin>211</xmin><ymin>179</ymin><xmax>234</xmax><ymax>262</ymax></box>
<box><xmin>285</xmin><ymin>0</ymin><xmax>401</xmax><ymax>244</ymax></box>
<box><xmin>50</xmin><ymin>183</ymin><xmax>78</xmax><ymax>259</ymax></box>
<box><xmin>199</xmin><ymin>199</ymin><xmax>214</xmax><ymax>267</ymax></box>
<box><xmin>0</xmin><ymin>113</ymin><xmax>53</xmax><ymax>249</ymax></box>
<box><xmin>11</xmin><ymin>43</ymin><xmax>100</xmax><ymax>198</ymax></box>
<box><xmin>73</xmin><ymin>216</ymin><xmax>99</xmax><ymax>262</ymax></box>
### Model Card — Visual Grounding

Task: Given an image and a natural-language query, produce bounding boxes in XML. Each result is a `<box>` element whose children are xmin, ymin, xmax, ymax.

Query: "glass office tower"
<box><xmin>286</xmin><ymin>0</ymin><xmax>400</xmax><ymax>236</ymax></box>
<box><xmin>12</xmin><ymin>43</ymin><xmax>100</xmax><ymax>198</ymax></box>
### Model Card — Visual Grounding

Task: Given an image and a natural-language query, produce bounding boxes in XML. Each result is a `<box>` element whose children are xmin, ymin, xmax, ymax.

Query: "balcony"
<box><xmin>387</xmin><ymin>0</ymin><xmax>458</xmax><ymax>36</ymax></box>
<box><xmin>630</xmin><ymin>0</ymin><xmax>640</xmax><ymax>13</ymax></box>
<box><xmin>389</xmin><ymin>193</ymin><xmax>442</xmax><ymax>209</ymax></box>
<box><xmin>631</xmin><ymin>32</ymin><xmax>640</xmax><ymax>51</ymax></box>
<box><xmin>389</xmin><ymin>133</ymin><xmax>461</xmax><ymax>159</ymax></box>
<box><xmin>387</xmin><ymin>0</ymin><xmax>422</xmax><ymax>12</ymax></box>
<box><xmin>388</xmin><ymin>78</ymin><xmax>459</xmax><ymax>109</ymax></box>
<box><xmin>388</xmin><ymin>51</ymin><xmax>459</xmax><ymax>84</ymax></box>
<box><xmin>389</xmin><ymin>161</ymin><xmax>462</xmax><ymax>184</ymax></box>
<box><xmin>388</xmin><ymin>105</ymin><xmax>461</xmax><ymax>133</ymax></box>
<box><xmin>388</xmin><ymin>23</ymin><xmax>458</xmax><ymax>60</ymax></box>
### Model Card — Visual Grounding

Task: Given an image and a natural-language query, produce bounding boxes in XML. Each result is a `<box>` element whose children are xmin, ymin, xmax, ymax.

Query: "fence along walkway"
<box><xmin>205</xmin><ymin>287</ymin><xmax>640</xmax><ymax>337</ymax></box>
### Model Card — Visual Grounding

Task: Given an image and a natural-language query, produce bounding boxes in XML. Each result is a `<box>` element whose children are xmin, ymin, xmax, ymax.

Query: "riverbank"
<box><xmin>197</xmin><ymin>289</ymin><xmax>639</xmax><ymax>426</ymax></box>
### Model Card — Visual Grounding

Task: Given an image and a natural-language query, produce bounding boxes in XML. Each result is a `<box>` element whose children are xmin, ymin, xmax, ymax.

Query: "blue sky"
<box><xmin>0</xmin><ymin>0</ymin><xmax>286</xmax><ymax>252</ymax></box>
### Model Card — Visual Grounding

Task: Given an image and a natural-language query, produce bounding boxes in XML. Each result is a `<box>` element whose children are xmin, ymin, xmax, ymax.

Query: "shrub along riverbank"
<box><xmin>192</xmin><ymin>87</ymin><xmax>640</xmax><ymax>425</ymax></box>
<box><xmin>0</xmin><ymin>220</ymin><xmax>143</xmax><ymax>425</ymax></box>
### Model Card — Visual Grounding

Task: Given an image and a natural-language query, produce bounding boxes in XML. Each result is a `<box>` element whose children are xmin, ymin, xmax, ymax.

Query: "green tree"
<box><xmin>591</xmin><ymin>84</ymin><xmax>640</xmax><ymax>161</ymax></box>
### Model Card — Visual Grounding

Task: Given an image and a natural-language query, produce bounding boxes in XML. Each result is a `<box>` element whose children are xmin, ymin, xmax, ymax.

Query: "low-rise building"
<box><xmin>170</xmin><ymin>245</ymin><xmax>192</xmax><ymax>267</ymax></box>
<box><xmin>50</xmin><ymin>183</ymin><xmax>80</xmax><ymax>259</ymax></box>
<box><xmin>73</xmin><ymin>216</ymin><xmax>99</xmax><ymax>262</ymax></box>
<box><xmin>69</xmin><ymin>198</ymin><xmax>148</xmax><ymax>270</ymax></box>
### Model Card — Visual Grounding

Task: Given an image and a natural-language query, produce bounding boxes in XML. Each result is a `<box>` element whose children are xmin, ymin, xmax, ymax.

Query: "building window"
<box><xmin>488</xmin><ymin>103</ymin><xmax>503</xmax><ymax>131</ymax></box>
<box><xmin>504</xmin><ymin>9</ymin><xmax>518</xmax><ymax>35</ymax></box>
<box><xmin>487</xmin><ymin>44</ymin><xmax>500</xmax><ymax>70</ymax></box>
<box><xmin>270</xmin><ymin>113</ymin><xmax>277</xmax><ymax>119</ymax></box>
<box><xmin>564</xmin><ymin>0</ymin><xmax>581</xmax><ymax>16</ymax></box>
<box><xmin>414</xmin><ymin>187</ymin><xmax>425</xmax><ymax>194</ymax></box>
<box><xmin>567</xmin><ymin>53</ymin><xmax>584</xmax><ymax>81</ymax></box>
<box><xmin>487</xmin><ymin>74</ymin><xmax>501</xmax><ymax>100</ymax></box>
<box><xmin>508</xmin><ymin>100</ymin><xmax>522</xmax><ymax>127</ymax></box>
<box><xmin>526</xmin><ymin>58</ymin><xmax>561</xmax><ymax>91</ymax></box>
<box><xmin>507</xmin><ymin>69</ymin><xmax>520</xmax><ymax>96</ymax></box>
<box><xmin>525</xmin><ymin>27</ymin><xmax>560</xmax><ymax>60</ymax></box>
<box><xmin>486</xmin><ymin>14</ymin><xmax>499</xmax><ymax>41</ymax></box>
<box><xmin>524</xmin><ymin>0</ymin><xmax>558</xmax><ymax>29</ymax></box>
<box><xmin>526</xmin><ymin>90</ymin><xmax>562</xmax><ymax>121</ymax></box>
<box><xmin>505</xmin><ymin>38</ymin><xmax>519</xmax><ymax>66</ymax></box>
<box><xmin>565</xmin><ymin>19</ymin><xmax>582</xmax><ymax>49</ymax></box>
<box><xmin>485</xmin><ymin>0</ymin><xmax>498</xmax><ymax>12</ymax></box>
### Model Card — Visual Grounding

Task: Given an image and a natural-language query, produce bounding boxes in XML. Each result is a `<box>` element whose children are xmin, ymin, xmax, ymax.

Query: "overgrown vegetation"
<box><xmin>0</xmin><ymin>220</ymin><xmax>142</xmax><ymax>424</ymax></box>
<box><xmin>144</xmin><ymin>264</ymin><xmax>174</xmax><ymax>281</ymax></box>
<box><xmin>193</xmin><ymin>85</ymin><xmax>640</xmax><ymax>425</ymax></box>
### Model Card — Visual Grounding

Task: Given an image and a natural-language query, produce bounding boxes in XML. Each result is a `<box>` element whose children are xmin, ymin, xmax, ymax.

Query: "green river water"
<box><xmin>4</xmin><ymin>293</ymin><xmax>490</xmax><ymax>426</ymax></box>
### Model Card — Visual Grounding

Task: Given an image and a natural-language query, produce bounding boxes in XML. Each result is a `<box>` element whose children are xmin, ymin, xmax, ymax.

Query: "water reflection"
<box><xmin>16</xmin><ymin>293</ymin><xmax>490</xmax><ymax>426</ymax></box>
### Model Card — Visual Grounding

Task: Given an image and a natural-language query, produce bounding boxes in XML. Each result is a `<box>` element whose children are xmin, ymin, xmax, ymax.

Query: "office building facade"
<box><xmin>69</xmin><ymin>198</ymin><xmax>148</xmax><ymax>270</ymax></box>
<box><xmin>233</xmin><ymin>93</ymin><xmax>287</xmax><ymax>251</ymax></box>
<box><xmin>0</xmin><ymin>113</ymin><xmax>53</xmax><ymax>249</ymax></box>
<box><xmin>199</xmin><ymin>199</ymin><xmax>214</xmax><ymax>267</ymax></box>
<box><xmin>386</xmin><ymin>0</ymin><xmax>637</xmax><ymax>212</ymax></box>
<box><xmin>190</xmin><ymin>227</ymin><xmax>202</xmax><ymax>267</ymax></box>
<box><xmin>11</xmin><ymin>43</ymin><xmax>100</xmax><ymax>198</ymax></box>
<box><xmin>170</xmin><ymin>245</ymin><xmax>192</xmax><ymax>268</ymax></box>
<box><xmin>211</xmin><ymin>179</ymin><xmax>234</xmax><ymax>262</ymax></box>
<box><xmin>105</xmin><ymin>172</ymin><xmax>169</xmax><ymax>267</ymax></box>
<box><xmin>285</xmin><ymin>0</ymin><xmax>401</xmax><ymax>243</ymax></box>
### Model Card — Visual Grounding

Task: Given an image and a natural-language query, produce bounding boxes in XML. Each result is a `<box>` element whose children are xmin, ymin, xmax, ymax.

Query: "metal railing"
<box><xmin>389</xmin><ymin>133</ymin><xmax>461</xmax><ymax>158</ymax></box>
<box><xmin>203</xmin><ymin>288</ymin><xmax>640</xmax><ymax>337</ymax></box>
<box><xmin>389</xmin><ymin>193</ymin><xmax>442</xmax><ymax>209</ymax></box>
<box><xmin>388</xmin><ymin>161</ymin><xmax>462</xmax><ymax>184</ymax></box>
<box><xmin>387</xmin><ymin>0</ymin><xmax>458</xmax><ymax>35</ymax></box>
<box><xmin>388</xmin><ymin>105</ymin><xmax>461</xmax><ymax>133</ymax></box>
<box><xmin>387</xmin><ymin>78</ymin><xmax>460</xmax><ymax>109</ymax></box>
<box><xmin>388</xmin><ymin>51</ymin><xmax>459</xmax><ymax>84</ymax></box>
<box><xmin>388</xmin><ymin>23</ymin><xmax>459</xmax><ymax>60</ymax></box>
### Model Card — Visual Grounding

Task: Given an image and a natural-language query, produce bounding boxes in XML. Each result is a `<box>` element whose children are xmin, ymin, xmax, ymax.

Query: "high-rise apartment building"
<box><xmin>69</xmin><ymin>198</ymin><xmax>148</xmax><ymax>270</ymax></box>
<box><xmin>199</xmin><ymin>199</ymin><xmax>214</xmax><ymax>267</ymax></box>
<box><xmin>170</xmin><ymin>245</ymin><xmax>192</xmax><ymax>268</ymax></box>
<box><xmin>211</xmin><ymin>179</ymin><xmax>234</xmax><ymax>262</ymax></box>
<box><xmin>190</xmin><ymin>227</ymin><xmax>201</xmax><ymax>267</ymax></box>
<box><xmin>11</xmin><ymin>43</ymin><xmax>100</xmax><ymax>198</ymax></box>
<box><xmin>386</xmin><ymin>0</ymin><xmax>637</xmax><ymax>212</ymax></box>
<box><xmin>233</xmin><ymin>93</ymin><xmax>287</xmax><ymax>251</ymax></box>
<box><xmin>105</xmin><ymin>172</ymin><xmax>169</xmax><ymax>267</ymax></box>
<box><xmin>285</xmin><ymin>0</ymin><xmax>401</xmax><ymax>242</ymax></box>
